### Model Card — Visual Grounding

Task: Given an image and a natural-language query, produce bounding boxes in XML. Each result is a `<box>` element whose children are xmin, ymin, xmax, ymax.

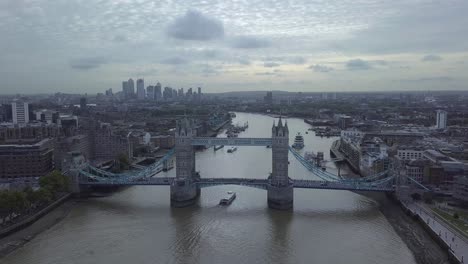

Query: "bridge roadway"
<box><xmin>81</xmin><ymin>177</ymin><xmax>394</xmax><ymax>192</ymax></box>
<box><xmin>191</xmin><ymin>137</ymin><xmax>272</xmax><ymax>146</ymax></box>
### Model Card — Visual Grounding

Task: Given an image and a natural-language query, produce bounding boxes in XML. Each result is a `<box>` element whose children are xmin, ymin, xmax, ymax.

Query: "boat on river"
<box><xmin>292</xmin><ymin>132</ymin><xmax>305</xmax><ymax>149</ymax></box>
<box><xmin>219</xmin><ymin>191</ymin><xmax>236</xmax><ymax>205</ymax></box>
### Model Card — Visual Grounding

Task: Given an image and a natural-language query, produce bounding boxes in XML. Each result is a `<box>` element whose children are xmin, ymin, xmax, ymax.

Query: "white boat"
<box><xmin>219</xmin><ymin>191</ymin><xmax>236</xmax><ymax>205</ymax></box>
<box><xmin>227</xmin><ymin>147</ymin><xmax>238</xmax><ymax>153</ymax></box>
<box><xmin>292</xmin><ymin>132</ymin><xmax>304</xmax><ymax>149</ymax></box>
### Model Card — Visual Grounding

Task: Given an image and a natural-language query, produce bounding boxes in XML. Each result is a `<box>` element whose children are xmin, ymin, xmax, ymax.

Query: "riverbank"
<box><xmin>366</xmin><ymin>193</ymin><xmax>450</xmax><ymax>264</ymax></box>
<box><xmin>0</xmin><ymin>199</ymin><xmax>76</xmax><ymax>258</ymax></box>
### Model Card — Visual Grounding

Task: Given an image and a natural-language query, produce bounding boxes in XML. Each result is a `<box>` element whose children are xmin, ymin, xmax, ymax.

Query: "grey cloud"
<box><xmin>308</xmin><ymin>64</ymin><xmax>334</xmax><ymax>73</ymax></box>
<box><xmin>238</xmin><ymin>58</ymin><xmax>251</xmax><ymax>65</ymax></box>
<box><xmin>113</xmin><ymin>35</ymin><xmax>127</xmax><ymax>43</ymax></box>
<box><xmin>397</xmin><ymin>76</ymin><xmax>454</xmax><ymax>83</ymax></box>
<box><xmin>230</xmin><ymin>36</ymin><xmax>271</xmax><ymax>49</ymax></box>
<box><xmin>422</xmin><ymin>54</ymin><xmax>443</xmax><ymax>62</ymax></box>
<box><xmin>256</xmin><ymin>72</ymin><xmax>276</xmax><ymax>76</ymax></box>
<box><xmin>346</xmin><ymin>59</ymin><xmax>372</xmax><ymax>71</ymax></box>
<box><xmin>201</xmin><ymin>65</ymin><xmax>222</xmax><ymax>76</ymax></box>
<box><xmin>341</xmin><ymin>2</ymin><xmax>468</xmax><ymax>53</ymax></box>
<box><xmin>160</xmin><ymin>57</ymin><xmax>189</xmax><ymax>65</ymax></box>
<box><xmin>70</xmin><ymin>57</ymin><xmax>107</xmax><ymax>70</ymax></box>
<box><xmin>166</xmin><ymin>10</ymin><xmax>224</xmax><ymax>41</ymax></box>
<box><xmin>288</xmin><ymin>57</ymin><xmax>307</xmax><ymax>64</ymax></box>
<box><xmin>201</xmin><ymin>49</ymin><xmax>219</xmax><ymax>58</ymax></box>
<box><xmin>264</xmin><ymin>62</ymin><xmax>280</xmax><ymax>68</ymax></box>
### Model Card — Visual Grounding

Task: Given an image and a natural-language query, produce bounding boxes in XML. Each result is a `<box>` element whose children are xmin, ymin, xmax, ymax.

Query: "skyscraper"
<box><xmin>436</xmin><ymin>110</ymin><xmax>447</xmax><ymax>129</ymax></box>
<box><xmin>80</xmin><ymin>97</ymin><xmax>87</xmax><ymax>109</ymax></box>
<box><xmin>12</xmin><ymin>100</ymin><xmax>29</xmax><ymax>124</ymax></box>
<box><xmin>264</xmin><ymin>91</ymin><xmax>273</xmax><ymax>104</ymax></box>
<box><xmin>137</xmin><ymin>79</ymin><xmax>145</xmax><ymax>100</ymax></box>
<box><xmin>122</xmin><ymin>81</ymin><xmax>128</xmax><ymax>94</ymax></box>
<box><xmin>146</xmin><ymin>86</ymin><xmax>155</xmax><ymax>100</ymax></box>
<box><xmin>155</xmin><ymin>82</ymin><xmax>162</xmax><ymax>101</ymax></box>
<box><xmin>127</xmin><ymin>78</ymin><xmax>135</xmax><ymax>98</ymax></box>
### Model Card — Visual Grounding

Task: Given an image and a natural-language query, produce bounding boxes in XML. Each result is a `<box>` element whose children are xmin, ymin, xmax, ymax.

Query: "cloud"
<box><xmin>201</xmin><ymin>64</ymin><xmax>222</xmax><ymax>76</ymax></box>
<box><xmin>256</xmin><ymin>72</ymin><xmax>276</xmax><ymax>76</ymax></box>
<box><xmin>340</xmin><ymin>2</ymin><xmax>468</xmax><ymax>54</ymax></box>
<box><xmin>397</xmin><ymin>76</ymin><xmax>454</xmax><ymax>83</ymax></box>
<box><xmin>166</xmin><ymin>10</ymin><xmax>224</xmax><ymax>41</ymax></box>
<box><xmin>229</xmin><ymin>36</ymin><xmax>271</xmax><ymax>49</ymax></box>
<box><xmin>308</xmin><ymin>64</ymin><xmax>334</xmax><ymax>73</ymax></box>
<box><xmin>160</xmin><ymin>57</ymin><xmax>189</xmax><ymax>65</ymax></box>
<box><xmin>113</xmin><ymin>35</ymin><xmax>127</xmax><ymax>43</ymax></box>
<box><xmin>288</xmin><ymin>56</ymin><xmax>307</xmax><ymax>64</ymax></box>
<box><xmin>264</xmin><ymin>62</ymin><xmax>280</xmax><ymax>68</ymax></box>
<box><xmin>346</xmin><ymin>59</ymin><xmax>372</xmax><ymax>70</ymax></box>
<box><xmin>70</xmin><ymin>57</ymin><xmax>107</xmax><ymax>70</ymax></box>
<box><xmin>238</xmin><ymin>58</ymin><xmax>251</xmax><ymax>65</ymax></box>
<box><xmin>422</xmin><ymin>54</ymin><xmax>443</xmax><ymax>62</ymax></box>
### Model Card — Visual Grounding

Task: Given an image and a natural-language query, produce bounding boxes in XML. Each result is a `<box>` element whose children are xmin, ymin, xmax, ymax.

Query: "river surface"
<box><xmin>2</xmin><ymin>112</ymin><xmax>417</xmax><ymax>264</ymax></box>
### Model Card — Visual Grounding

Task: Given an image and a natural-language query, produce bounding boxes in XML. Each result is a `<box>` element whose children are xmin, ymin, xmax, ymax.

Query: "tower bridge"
<box><xmin>69</xmin><ymin>117</ymin><xmax>417</xmax><ymax>210</ymax></box>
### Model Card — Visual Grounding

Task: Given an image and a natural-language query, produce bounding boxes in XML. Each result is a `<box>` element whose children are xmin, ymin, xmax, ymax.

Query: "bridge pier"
<box><xmin>170</xmin><ymin>179</ymin><xmax>200</xmax><ymax>207</ymax></box>
<box><xmin>267</xmin><ymin>182</ymin><xmax>293</xmax><ymax>210</ymax></box>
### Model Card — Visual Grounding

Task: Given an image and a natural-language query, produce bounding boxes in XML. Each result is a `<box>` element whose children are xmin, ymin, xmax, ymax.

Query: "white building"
<box><xmin>436</xmin><ymin>110</ymin><xmax>447</xmax><ymax>129</ymax></box>
<box><xmin>137</xmin><ymin>79</ymin><xmax>145</xmax><ymax>100</ymax></box>
<box><xmin>12</xmin><ymin>100</ymin><xmax>29</xmax><ymax>124</ymax></box>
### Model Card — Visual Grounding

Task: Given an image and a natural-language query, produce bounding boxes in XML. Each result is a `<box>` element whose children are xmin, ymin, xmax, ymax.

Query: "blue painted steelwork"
<box><xmin>79</xmin><ymin>175</ymin><xmax>393</xmax><ymax>192</ymax></box>
<box><xmin>289</xmin><ymin>147</ymin><xmax>388</xmax><ymax>183</ymax></box>
<box><xmin>82</xmin><ymin>149</ymin><xmax>175</xmax><ymax>180</ymax></box>
<box><xmin>75</xmin><ymin>138</ymin><xmax>427</xmax><ymax>193</ymax></box>
<box><xmin>191</xmin><ymin>137</ymin><xmax>272</xmax><ymax>146</ymax></box>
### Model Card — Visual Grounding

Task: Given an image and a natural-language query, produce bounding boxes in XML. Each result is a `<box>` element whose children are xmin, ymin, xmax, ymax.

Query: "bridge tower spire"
<box><xmin>268</xmin><ymin>117</ymin><xmax>293</xmax><ymax>210</ymax></box>
<box><xmin>171</xmin><ymin>117</ymin><xmax>200</xmax><ymax>207</ymax></box>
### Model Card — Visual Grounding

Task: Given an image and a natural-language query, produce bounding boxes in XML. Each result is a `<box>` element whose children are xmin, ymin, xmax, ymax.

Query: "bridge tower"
<box><xmin>268</xmin><ymin>117</ymin><xmax>294</xmax><ymax>210</ymax></box>
<box><xmin>171</xmin><ymin>118</ymin><xmax>200</xmax><ymax>207</ymax></box>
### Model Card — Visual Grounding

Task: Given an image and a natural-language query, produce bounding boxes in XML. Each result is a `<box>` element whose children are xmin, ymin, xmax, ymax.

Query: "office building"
<box><xmin>146</xmin><ymin>86</ymin><xmax>155</xmax><ymax>100</ymax></box>
<box><xmin>155</xmin><ymin>82</ymin><xmax>162</xmax><ymax>101</ymax></box>
<box><xmin>12</xmin><ymin>100</ymin><xmax>29</xmax><ymax>124</ymax></box>
<box><xmin>0</xmin><ymin>139</ymin><xmax>54</xmax><ymax>179</ymax></box>
<box><xmin>264</xmin><ymin>91</ymin><xmax>273</xmax><ymax>104</ymax></box>
<box><xmin>80</xmin><ymin>97</ymin><xmax>87</xmax><ymax>109</ymax></box>
<box><xmin>436</xmin><ymin>110</ymin><xmax>447</xmax><ymax>129</ymax></box>
<box><xmin>127</xmin><ymin>78</ymin><xmax>135</xmax><ymax>98</ymax></box>
<box><xmin>137</xmin><ymin>79</ymin><xmax>145</xmax><ymax>100</ymax></box>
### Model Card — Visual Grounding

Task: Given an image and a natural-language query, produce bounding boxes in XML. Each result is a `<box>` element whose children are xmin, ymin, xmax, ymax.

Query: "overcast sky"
<box><xmin>1</xmin><ymin>0</ymin><xmax>468</xmax><ymax>94</ymax></box>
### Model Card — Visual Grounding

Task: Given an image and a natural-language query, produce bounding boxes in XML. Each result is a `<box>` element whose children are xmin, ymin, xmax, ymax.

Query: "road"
<box><xmin>406</xmin><ymin>202</ymin><xmax>467</xmax><ymax>263</ymax></box>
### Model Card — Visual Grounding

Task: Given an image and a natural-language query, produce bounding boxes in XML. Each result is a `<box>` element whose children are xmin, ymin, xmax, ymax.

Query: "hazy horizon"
<box><xmin>1</xmin><ymin>1</ymin><xmax>468</xmax><ymax>94</ymax></box>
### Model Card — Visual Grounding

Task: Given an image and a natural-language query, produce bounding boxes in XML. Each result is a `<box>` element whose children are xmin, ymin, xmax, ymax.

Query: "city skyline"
<box><xmin>1</xmin><ymin>1</ymin><xmax>468</xmax><ymax>94</ymax></box>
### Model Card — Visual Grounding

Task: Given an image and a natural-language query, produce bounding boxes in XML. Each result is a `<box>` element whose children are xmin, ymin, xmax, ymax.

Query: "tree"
<box><xmin>410</xmin><ymin>193</ymin><xmax>421</xmax><ymax>201</ymax></box>
<box><xmin>118</xmin><ymin>153</ymin><xmax>130</xmax><ymax>171</ymax></box>
<box><xmin>39</xmin><ymin>170</ymin><xmax>69</xmax><ymax>197</ymax></box>
<box><xmin>35</xmin><ymin>188</ymin><xmax>53</xmax><ymax>206</ymax></box>
<box><xmin>0</xmin><ymin>190</ymin><xmax>12</xmax><ymax>224</ymax></box>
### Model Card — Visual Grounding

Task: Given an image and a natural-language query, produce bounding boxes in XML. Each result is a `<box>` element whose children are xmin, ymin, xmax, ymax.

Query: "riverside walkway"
<box><xmin>406</xmin><ymin>202</ymin><xmax>467</xmax><ymax>263</ymax></box>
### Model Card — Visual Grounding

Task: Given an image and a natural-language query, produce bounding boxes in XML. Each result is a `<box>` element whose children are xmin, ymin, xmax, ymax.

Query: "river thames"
<box><xmin>2</xmin><ymin>112</ymin><xmax>417</xmax><ymax>264</ymax></box>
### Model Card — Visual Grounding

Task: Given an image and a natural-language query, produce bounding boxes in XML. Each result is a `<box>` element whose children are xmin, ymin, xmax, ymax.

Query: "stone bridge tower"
<box><xmin>171</xmin><ymin>118</ymin><xmax>200</xmax><ymax>207</ymax></box>
<box><xmin>268</xmin><ymin>117</ymin><xmax>293</xmax><ymax>209</ymax></box>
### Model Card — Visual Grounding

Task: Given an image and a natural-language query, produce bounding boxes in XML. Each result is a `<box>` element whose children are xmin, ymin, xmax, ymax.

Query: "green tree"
<box><xmin>39</xmin><ymin>170</ymin><xmax>69</xmax><ymax>197</ymax></box>
<box><xmin>0</xmin><ymin>190</ymin><xmax>12</xmax><ymax>224</ymax></box>
<box><xmin>35</xmin><ymin>188</ymin><xmax>53</xmax><ymax>206</ymax></box>
<box><xmin>119</xmin><ymin>154</ymin><xmax>130</xmax><ymax>170</ymax></box>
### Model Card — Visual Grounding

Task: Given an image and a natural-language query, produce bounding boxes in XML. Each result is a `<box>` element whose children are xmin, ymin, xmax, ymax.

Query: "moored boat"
<box><xmin>292</xmin><ymin>132</ymin><xmax>304</xmax><ymax>149</ymax></box>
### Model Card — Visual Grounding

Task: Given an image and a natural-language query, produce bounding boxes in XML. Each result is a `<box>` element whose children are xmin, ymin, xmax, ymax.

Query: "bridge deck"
<box><xmin>191</xmin><ymin>137</ymin><xmax>272</xmax><ymax>146</ymax></box>
<box><xmin>81</xmin><ymin>177</ymin><xmax>393</xmax><ymax>192</ymax></box>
